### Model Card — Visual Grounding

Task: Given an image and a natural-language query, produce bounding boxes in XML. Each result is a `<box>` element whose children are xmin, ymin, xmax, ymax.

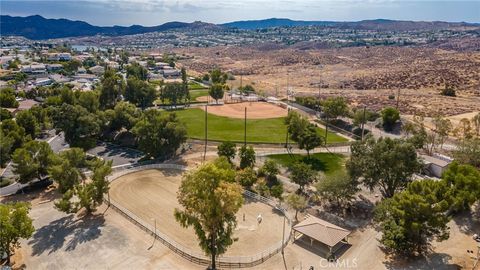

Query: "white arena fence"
<box><xmin>105</xmin><ymin>163</ymin><xmax>293</xmax><ymax>268</ymax></box>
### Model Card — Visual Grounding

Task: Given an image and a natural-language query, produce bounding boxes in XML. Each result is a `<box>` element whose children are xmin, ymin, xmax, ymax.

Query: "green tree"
<box><xmin>297</xmin><ymin>124</ymin><xmax>323</xmax><ymax>157</ymax></box>
<box><xmin>270</xmin><ymin>183</ymin><xmax>284</xmax><ymax>201</ymax></box>
<box><xmin>77</xmin><ymin>91</ymin><xmax>100</xmax><ymax>113</ymax></box>
<box><xmin>315</xmin><ymin>171</ymin><xmax>359</xmax><ymax>208</ymax></box>
<box><xmin>132</xmin><ymin>110</ymin><xmax>187</xmax><ymax>159</ymax></box>
<box><xmin>217</xmin><ymin>141</ymin><xmax>237</xmax><ymax>163</ymax></box>
<box><xmin>0</xmin><ymin>87</ymin><xmax>19</xmax><ymax>108</ymax></box>
<box><xmin>210</xmin><ymin>68</ymin><xmax>225</xmax><ymax>84</ymax></box>
<box><xmin>0</xmin><ymin>129</ymin><xmax>14</xmax><ymax>167</ymax></box>
<box><xmin>15</xmin><ymin>110</ymin><xmax>40</xmax><ymax>138</ymax></box>
<box><xmin>108</xmin><ymin>101</ymin><xmax>141</xmax><ymax>131</ymax></box>
<box><xmin>53</xmin><ymin>104</ymin><xmax>103</xmax><ymax>148</ymax></box>
<box><xmin>453</xmin><ymin>138</ymin><xmax>480</xmax><ymax>168</ymax></box>
<box><xmin>440</xmin><ymin>84</ymin><xmax>456</xmax><ymax>97</ymax></box>
<box><xmin>347</xmin><ymin>137</ymin><xmax>421</xmax><ymax>198</ymax></box>
<box><xmin>381</xmin><ymin>107</ymin><xmax>400</xmax><ymax>131</ymax></box>
<box><xmin>162</xmin><ymin>83</ymin><xmax>184</xmax><ymax>107</ymax></box>
<box><xmin>442</xmin><ymin>162</ymin><xmax>480</xmax><ymax>212</ymax></box>
<box><xmin>125</xmin><ymin>77</ymin><xmax>156</xmax><ymax>108</ymax></box>
<box><xmin>236</xmin><ymin>167</ymin><xmax>257</xmax><ymax>189</ymax></box>
<box><xmin>239</xmin><ymin>145</ymin><xmax>256</xmax><ymax>169</ymax></box>
<box><xmin>48</xmin><ymin>148</ymin><xmax>88</xmax><ymax>193</ymax></box>
<box><xmin>321</xmin><ymin>97</ymin><xmax>349</xmax><ymax>120</ymax></box>
<box><xmin>29</xmin><ymin>105</ymin><xmax>52</xmax><ymax>131</ymax></box>
<box><xmin>0</xmin><ymin>202</ymin><xmax>35</xmax><ymax>265</ymax></box>
<box><xmin>174</xmin><ymin>159</ymin><xmax>243</xmax><ymax>270</ymax></box>
<box><xmin>260</xmin><ymin>159</ymin><xmax>279</xmax><ymax>182</ymax></box>
<box><xmin>209</xmin><ymin>83</ymin><xmax>225</xmax><ymax>104</ymax></box>
<box><xmin>55</xmin><ymin>159</ymin><xmax>112</xmax><ymax>214</ymax></box>
<box><xmin>375</xmin><ymin>180</ymin><xmax>450</xmax><ymax>256</ymax></box>
<box><xmin>62</xmin><ymin>59</ymin><xmax>82</xmax><ymax>74</ymax></box>
<box><xmin>424</xmin><ymin>116</ymin><xmax>452</xmax><ymax>154</ymax></box>
<box><xmin>286</xmin><ymin>193</ymin><xmax>307</xmax><ymax>221</ymax></box>
<box><xmin>1</xmin><ymin>119</ymin><xmax>26</xmax><ymax>150</ymax></box>
<box><xmin>0</xmin><ymin>108</ymin><xmax>13</xmax><ymax>121</ymax></box>
<box><xmin>352</xmin><ymin>108</ymin><xmax>374</xmax><ymax>127</ymax></box>
<box><xmin>12</xmin><ymin>141</ymin><xmax>54</xmax><ymax>184</ymax></box>
<box><xmin>285</xmin><ymin>111</ymin><xmax>309</xmax><ymax>142</ymax></box>
<box><xmin>99</xmin><ymin>69</ymin><xmax>125</xmax><ymax>109</ymax></box>
<box><xmin>289</xmin><ymin>162</ymin><xmax>316</xmax><ymax>192</ymax></box>
<box><xmin>126</xmin><ymin>62</ymin><xmax>148</xmax><ymax>81</ymax></box>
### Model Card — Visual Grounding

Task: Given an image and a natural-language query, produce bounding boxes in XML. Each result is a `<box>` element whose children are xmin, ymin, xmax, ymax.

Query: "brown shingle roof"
<box><xmin>293</xmin><ymin>215</ymin><xmax>351</xmax><ymax>247</ymax></box>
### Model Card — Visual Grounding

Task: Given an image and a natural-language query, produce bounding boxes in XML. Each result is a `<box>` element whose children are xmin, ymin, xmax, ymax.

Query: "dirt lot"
<box><xmin>200</xmin><ymin>102</ymin><xmax>288</xmax><ymax>119</ymax></box>
<box><xmin>109</xmin><ymin>169</ymin><xmax>285</xmax><ymax>256</ymax></box>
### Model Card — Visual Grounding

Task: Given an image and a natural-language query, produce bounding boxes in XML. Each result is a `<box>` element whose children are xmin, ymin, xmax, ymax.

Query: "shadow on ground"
<box><xmin>383</xmin><ymin>253</ymin><xmax>460</xmax><ymax>270</ymax></box>
<box><xmin>28</xmin><ymin>214</ymin><xmax>105</xmax><ymax>256</ymax></box>
<box><xmin>453</xmin><ymin>209</ymin><xmax>480</xmax><ymax>235</ymax></box>
<box><xmin>93</xmin><ymin>143</ymin><xmax>144</xmax><ymax>160</ymax></box>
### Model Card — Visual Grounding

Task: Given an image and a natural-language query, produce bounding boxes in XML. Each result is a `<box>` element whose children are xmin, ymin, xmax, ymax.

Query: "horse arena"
<box><xmin>201</xmin><ymin>102</ymin><xmax>288</xmax><ymax>119</ymax></box>
<box><xmin>109</xmin><ymin>167</ymin><xmax>288</xmax><ymax>265</ymax></box>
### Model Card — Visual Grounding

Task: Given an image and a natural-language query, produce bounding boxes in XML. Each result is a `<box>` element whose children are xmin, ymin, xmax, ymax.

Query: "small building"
<box><xmin>46</xmin><ymin>52</ymin><xmax>72</xmax><ymax>61</ymax></box>
<box><xmin>34</xmin><ymin>77</ymin><xmax>53</xmax><ymax>87</ymax></box>
<box><xmin>49</xmin><ymin>74</ymin><xmax>71</xmax><ymax>84</ymax></box>
<box><xmin>155</xmin><ymin>62</ymin><xmax>170</xmax><ymax>70</ymax></box>
<box><xmin>162</xmin><ymin>69</ymin><xmax>180</xmax><ymax>78</ymax></box>
<box><xmin>421</xmin><ymin>154</ymin><xmax>452</xmax><ymax>178</ymax></box>
<box><xmin>46</xmin><ymin>64</ymin><xmax>63</xmax><ymax>71</ymax></box>
<box><xmin>21</xmin><ymin>64</ymin><xmax>46</xmax><ymax>74</ymax></box>
<box><xmin>293</xmin><ymin>215</ymin><xmax>351</xmax><ymax>260</ymax></box>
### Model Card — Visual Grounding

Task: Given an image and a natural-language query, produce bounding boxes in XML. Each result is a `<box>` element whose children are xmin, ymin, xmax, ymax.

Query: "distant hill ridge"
<box><xmin>222</xmin><ymin>17</ymin><xmax>479</xmax><ymax>30</ymax></box>
<box><xmin>1</xmin><ymin>15</ymin><xmax>478</xmax><ymax>40</ymax></box>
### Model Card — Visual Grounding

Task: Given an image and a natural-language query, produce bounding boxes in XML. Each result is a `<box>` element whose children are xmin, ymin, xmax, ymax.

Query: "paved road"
<box><xmin>87</xmin><ymin>142</ymin><xmax>144</xmax><ymax>167</ymax></box>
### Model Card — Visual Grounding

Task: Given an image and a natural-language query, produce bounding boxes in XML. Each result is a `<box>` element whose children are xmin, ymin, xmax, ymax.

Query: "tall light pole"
<box><xmin>281</xmin><ymin>215</ymin><xmax>286</xmax><ymax>255</ymax></box>
<box><xmin>244</xmin><ymin>107</ymin><xmax>247</xmax><ymax>146</ymax></box>
<box><xmin>204</xmin><ymin>105</ymin><xmax>208</xmax><ymax>161</ymax></box>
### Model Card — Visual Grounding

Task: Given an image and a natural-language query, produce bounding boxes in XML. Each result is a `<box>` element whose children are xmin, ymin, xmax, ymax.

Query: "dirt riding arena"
<box><xmin>201</xmin><ymin>102</ymin><xmax>288</xmax><ymax>119</ymax></box>
<box><xmin>109</xmin><ymin>169</ymin><xmax>285</xmax><ymax>257</ymax></box>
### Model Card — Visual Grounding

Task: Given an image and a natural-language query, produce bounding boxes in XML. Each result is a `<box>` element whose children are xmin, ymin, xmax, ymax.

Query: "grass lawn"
<box><xmin>267</xmin><ymin>153</ymin><xmax>345</xmax><ymax>174</ymax></box>
<box><xmin>172</xmin><ymin>108</ymin><xmax>348</xmax><ymax>144</ymax></box>
<box><xmin>189</xmin><ymin>89</ymin><xmax>209</xmax><ymax>100</ymax></box>
<box><xmin>188</xmin><ymin>82</ymin><xmax>207</xmax><ymax>90</ymax></box>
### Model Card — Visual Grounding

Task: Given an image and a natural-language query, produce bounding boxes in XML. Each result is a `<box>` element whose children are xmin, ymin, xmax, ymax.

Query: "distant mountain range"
<box><xmin>1</xmin><ymin>15</ymin><xmax>479</xmax><ymax>40</ymax></box>
<box><xmin>0</xmin><ymin>15</ymin><xmax>214</xmax><ymax>40</ymax></box>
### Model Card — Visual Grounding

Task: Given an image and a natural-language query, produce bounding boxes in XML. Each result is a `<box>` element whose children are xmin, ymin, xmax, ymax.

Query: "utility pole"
<box><xmin>281</xmin><ymin>215</ymin><xmax>286</xmax><ymax>255</ymax></box>
<box><xmin>244</xmin><ymin>107</ymin><xmax>247</xmax><ymax>146</ymax></box>
<box><xmin>361</xmin><ymin>106</ymin><xmax>366</xmax><ymax>141</ymax></box>
<box><xmin>324</xmin><ymin>120</ymin><xmax>328</xmax><ymax>145</ymax></box>
<box><xmin>396</xmin><ymin>88</ymin><xmax>400</xmax><ymax>110</ymax></box>
<box><xmin>204</xmin><ymin>105</ymin><xmax>208</xmax><ymax>161</ymax></box>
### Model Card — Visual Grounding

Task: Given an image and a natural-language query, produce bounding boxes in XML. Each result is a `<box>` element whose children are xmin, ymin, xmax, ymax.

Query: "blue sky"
<box><xmin>1</xmin><ymin>0</ymin><xmax>479</xmax><ymax>26</ymax></box>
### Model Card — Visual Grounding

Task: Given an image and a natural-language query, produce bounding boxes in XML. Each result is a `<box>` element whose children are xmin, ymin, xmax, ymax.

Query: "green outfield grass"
<box><xmin>267</xmin><ymin>153</ymin><xmax>345</xmax><ymax>174</ymax></box>
<box><xmin>188</xmin><ymin>82</ymin><xmax>208</xmax><ymax>90</ymax></box>
<box><xmin>173</xmin><ymin>108</ymin><xmax>348</xmax><ymax>144</ymax></box>
<box><xmin>189</xmin><ymin>89</ymin><xmax>209</xmax><ymax>100</ymax></box>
